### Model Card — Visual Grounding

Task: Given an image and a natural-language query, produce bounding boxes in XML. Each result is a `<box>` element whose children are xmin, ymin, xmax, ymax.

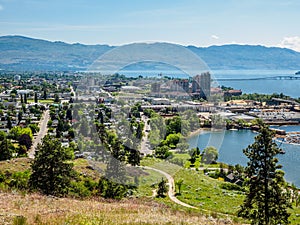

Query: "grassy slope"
<box><xmin>0</xmin><ymin>192</ymin><xmax>223</xmax><ymax>225</ymax></box>
<box><xmin>140</xmin><ymin>157</ymin><xmax>300</xmax><ymax>224</ymax></box>
<box><xmin>1</xmin><ymin>157</ymin><xmax>300</xmax><ymax>224</ymax></box>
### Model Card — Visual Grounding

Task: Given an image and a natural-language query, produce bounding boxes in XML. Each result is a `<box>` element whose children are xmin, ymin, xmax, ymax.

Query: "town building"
<box><xmin>192</xmin><ymin>72</ymin><xmax>211</xmax><ymax>99</ymax></box>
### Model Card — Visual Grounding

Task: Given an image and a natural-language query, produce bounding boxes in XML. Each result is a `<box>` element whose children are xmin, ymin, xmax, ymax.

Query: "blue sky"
<box><xmin>0</xmin><ymin>0</ymin><xmax>300</xmax><ymax>50</ymax></box>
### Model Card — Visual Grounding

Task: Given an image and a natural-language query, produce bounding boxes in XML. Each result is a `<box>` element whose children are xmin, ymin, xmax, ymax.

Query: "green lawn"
<box><xmin>26</xmin><ymin>99</ymin><xmax>54</xmax><ymax>104</ymax></box>
<box><xmin>139</xmin><ymin>157</ymin><xmax>300</xmax><ymax>224</ymax></box>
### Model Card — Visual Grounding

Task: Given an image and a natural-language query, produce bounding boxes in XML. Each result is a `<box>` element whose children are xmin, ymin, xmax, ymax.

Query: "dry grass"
<box><xmin>0</xmin><ymin>191</ymin><xmax>239</xmax><ymax>225</ymax></box>
<box><xmin>0</xmin><ymin>158</ymin><xmax>31</xmax><ymax>173</ymax></box>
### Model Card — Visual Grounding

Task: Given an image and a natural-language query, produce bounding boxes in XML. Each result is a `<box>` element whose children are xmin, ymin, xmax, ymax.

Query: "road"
<box><xmin>140</xmin><ymin>114</ymin><xmax>152</xmax><ymax>156</ymax></box>
<box><xmin>141</xmin><ymin>166</ymin><xmax>198</xmax><ymax>209</ymax></box>
<box><xmin>28</xmin><ymin>110</ymin><xmax>50</xmax><ymax>159</ymax></box>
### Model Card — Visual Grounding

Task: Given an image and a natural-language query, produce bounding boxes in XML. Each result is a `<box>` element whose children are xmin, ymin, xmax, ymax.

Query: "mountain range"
<box><xmin>1</xmin><ymin>35</ymin><xmax>300</xmax><ymax>71</ymax></box>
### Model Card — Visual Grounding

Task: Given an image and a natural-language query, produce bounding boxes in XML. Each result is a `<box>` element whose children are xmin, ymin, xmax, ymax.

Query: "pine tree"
<box><xmin>157</xmin><ymin>178</ymin><xmax>168</xmax><ymax>197</ymax></box>
<box><xmin>238</xmin><ymin>123</ymin><xmax>291</xmax><ymax>225</ymax></box>
<box><xmin>29</xmin><ymin>135</ymin><xmax>74</xmax><ymax>196</ymax></box>
<box><xmin>0</xmin><ymin>134</ymin><xmax>13</xmax><ymax>161</ymax></box>
<box><xmin>24</xmin><ymin>94</ymin><xmax>27</xmax><ymax>104</ymax></box>
<box><xmin>6</xmin><ymin>116</ymin><xmax>12</xmax><ymax>129</ymax></box>
<box><xmin>127</xmin><ymin>148</ymin><xmax>141</xmax><ymax>166</ymax></box>
<box><xmin>34</xmin><ymin>92</ymin><xmax>38</xmax><ymax>103</ymax></box>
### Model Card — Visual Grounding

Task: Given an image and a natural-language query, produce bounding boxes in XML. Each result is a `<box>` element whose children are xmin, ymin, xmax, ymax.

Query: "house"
<box><xmin>225</xmin><ymin>173</ymin><xmax>244</xmax><ymax>186</ymax></box>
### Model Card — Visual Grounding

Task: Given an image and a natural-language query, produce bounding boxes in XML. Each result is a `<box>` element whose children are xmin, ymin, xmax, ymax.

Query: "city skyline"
<box><xmin>0</xmin><ymin>0</ymin><xmax>300</xmax><ymax>52</ymax></box>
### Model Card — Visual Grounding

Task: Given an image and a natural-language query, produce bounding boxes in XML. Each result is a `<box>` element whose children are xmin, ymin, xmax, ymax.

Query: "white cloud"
<box><xmin>279</xmin><ymin>36</ymin><xmax>300</xmax><ymax>52</ymax></box>
<box><xmin>0</xmin><ymin>5</ymin><xmax>3</xmax><ymax>11</ymax></box>
<box><xmin>211</xmin><ymin>35</ymin><xmax>219</xmax><ymax>40</ymax></box>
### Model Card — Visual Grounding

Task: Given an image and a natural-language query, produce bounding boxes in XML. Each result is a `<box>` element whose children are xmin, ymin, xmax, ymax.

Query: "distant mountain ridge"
<box><xmin>1</xmin><ymin>35</ymin><xmax>300</xmax><ymax>71</ymax></box>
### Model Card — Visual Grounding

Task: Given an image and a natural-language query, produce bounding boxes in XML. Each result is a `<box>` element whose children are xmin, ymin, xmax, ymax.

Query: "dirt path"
<box><xmin>141</xmin><ymin>166</ymin><xmax>197</xmax><ymax>209</ymax></box>
<box><xmin>28</xmin><ymin>110</ymin><xmax>50</xmax><ymax>159</ymax></box>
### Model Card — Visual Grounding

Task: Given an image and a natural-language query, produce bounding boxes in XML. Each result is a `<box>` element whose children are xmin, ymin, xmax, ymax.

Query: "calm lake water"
<box><xmin>212</xmin><ymin>70</ymin><xmax>300</xmax><ymax>98</ymax></box>
<box><xmin>188</xmin><ymin>126</ymin><xmax>300</xmax><ymax>186</ymax></box>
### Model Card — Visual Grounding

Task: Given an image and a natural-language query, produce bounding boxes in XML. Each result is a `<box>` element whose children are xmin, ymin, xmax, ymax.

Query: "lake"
<box><xmin>212</xmin><ymin>70</ymin><xmax>300</xmax><ymax>98</ymax></box>
<box><xmin>188</xmin><ymin>126</ymin><xmax>300</xmax><ymax>186</ymax></box>
<box><xmin>121</xmin><ymin>69</ymin><xmax>300</xmax><ymax>98</ymax></box>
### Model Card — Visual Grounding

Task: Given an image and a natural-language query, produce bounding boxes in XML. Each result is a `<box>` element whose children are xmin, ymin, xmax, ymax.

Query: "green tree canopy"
<box><xmin>202</xmin><ymin>146</ymin><xmax>218</xmax><ymax>164</ymax></box>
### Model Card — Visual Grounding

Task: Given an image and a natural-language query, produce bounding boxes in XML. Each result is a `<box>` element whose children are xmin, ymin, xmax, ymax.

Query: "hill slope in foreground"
<box><xmin>0</xmin><ymin>192</ymin><xmax>237</xmax><ymax>225</ymax></box>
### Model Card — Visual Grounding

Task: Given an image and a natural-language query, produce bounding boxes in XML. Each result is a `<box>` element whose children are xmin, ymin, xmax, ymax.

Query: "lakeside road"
<box><xmin>28</xmin><ymin>110</ymin><xmax>50</xmax><ymax>159</ymax></box>
<box><xmin>140</xmin><ymin>166</ymin><xmax>198</xmax><ymax>209</ymax></box>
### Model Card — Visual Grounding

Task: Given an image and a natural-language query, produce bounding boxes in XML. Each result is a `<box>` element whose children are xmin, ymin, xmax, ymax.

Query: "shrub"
<box><xmin>220</xmin><ymin>182</ymin><xmax>244</xmax><ymax>191</ymax></box>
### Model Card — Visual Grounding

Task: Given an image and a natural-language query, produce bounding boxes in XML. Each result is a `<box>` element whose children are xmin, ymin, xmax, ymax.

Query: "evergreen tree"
<box><xmin>34</xmin><ymin>92</ymin><xmax>38</xmax><ymax>103</ymax></box>
<box><xmin>6</xmin><ymin>116</ymin><xmax>12</xmax><ymax>129</ymax></box>
<box><xmin>54</xmin><ymin>94</ymin><xmax>60</xmax><ymax>103</ymax></box>
<box><xmin>18</xmin><ymin>133</ymin><xmax>32</xmax><ymax>151</ymax></box>
<box><xmin>24</xmin><ymin>94</ymin><xmax>27</xmax><ymax>104</ymax></box>
<box><xmin>66</xmin><ymin>108</ymin><xmax>72</xmax><ymax>120</ymax></box>
<box><xmin>238</xmin><ymin>123</ymin><xmax>291</xmax><ymax>225</ymax></box>
<box><xmin>0</xmin><ymin>133</ymin><xmax>13</xmax><ymax>161</ymax></box>
<box><xmin>127</xmin><ymin>148</ymin><xmax>140</xmax><ymax>166</ymax></box>
<box><xmin>29</xmin><ymin>135</ymin><xmax>74</xmax><ymax>196</ymax></box>
<box><xmin>105</xmin><ymin>140</ymin><xmax>126</xmax><ymax>184</ymax></box>
<box><xmin>157</xmin><ymin>178</ymin><xmax>168</xmax><ymax>197</ymax></box>
<box><xmin>20</xmin><ymin>94</ymin><xmax>23</xmax><ymax>104</ymax></box>
<box><xmin>43</xmin><ymin>89</ymin><xmax>47</xmax><ymax>100</ymax></box>
<box><xmin>136</xmin><ymin>122</ymin><xmax>143</xmax><ymax>139</ymax></box>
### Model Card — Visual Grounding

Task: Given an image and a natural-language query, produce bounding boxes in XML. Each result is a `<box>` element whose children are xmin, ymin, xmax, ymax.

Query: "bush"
<box><xmin>13</xmin><ymin>215</ymin><xmax>27</xmax><ymax>225</ymax></box>
<box><xmin>97</xmin><ymin>177</ymin><xmax>130</xmax><ymax>200</ymax></box>
<box><xmin>8</xmin><ymin>171</ymin><xmax>31</xmax><ymax>190</ymax></box>
<box><xmin>220</xmin><ymin>182</ymin><xmax>244</xmax><ymax>191</ymax></box>
<box><xmin>69</xmin><ymin>181</ymin><xmax>92</xmax><ymax>198</ymax></box>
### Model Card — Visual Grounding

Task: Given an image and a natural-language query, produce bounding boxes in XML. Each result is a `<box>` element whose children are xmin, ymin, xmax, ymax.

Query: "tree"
<box><xmin>155</xmin><ymin>145</ymin><xmax>172</xmax><ymax>159</ymax></box>
<box><xmin>177</xmin><ymin>141</ymin><xmax>189</xmax><ymax>153</ymax></box>
<box><xmin>135</xmin><ymin>122</ymin><xmax>143</xmax><ymax>140</ymax></box>
<box><xmin>127</xmin><ymin>148</ymin><xmax>141</xmax><ymax>166</ymax></box>
<box><xmin>6</xmin><ymin>116</ymin><xmax>12</xmax><ymax>129</ymax></box>
<box><xmin>24</xmin><ymin>94</ymin><xmax>27</xmax><ymax>104</ymax></box>
<box><xmin>238</xmin><ymin>123</ymin><xmax>291</xmax><ymax>225</ymax></box>
<box><xmin>0</xmin><ymin>132</ymin><xmax>14</xmax><ymax>161</ymax></box>
<box><xmin>20</xmin><ymin>94</ymin><xmax>23</xmax><ymax>104</ymax></box>
<box><xmin>18</xmin><ymin>112</ymin><xmax>23</xmax><ymax>123</ymax></box>
<box><xmin>157</xmin><ymin>178</ymin><xmax>168</xmax><ymax>197</ymax></box>
<box><xmin>34</xmin><ymin>92</ymin><xmax>38</xmax><ymax>103</ymax></box>
<box><xmin>175</xmin><ymin>178</ymin><xmax>184</xmax><ymax>195</ymax></box>
<box><xmin>54</xmin><ymin>94</ymin><xmax>60</xmax><ymax>103</ymax></box>
<box><xmin>43</xmin><ymin>89</ymin><xmax>47</xmax><ymax>100</ymax></box>
<box><xmin>66</xmin><ymin>108</ymin><xmax>72</xmax><ymax>120</ymax></box>
<box><xmin>18</xmin><ymin>133</ymin><xmax>32</xmax><ymax>151</ymax></box>
<box><xmin>9</xmin><ymin>126</ymin><xmax>33</xmax><ymax>140</ymax></box>
<box><xmin>202</xmin><ymin>146</ymin><xmax>218</xmax><ymax>164</ymax></box>
<box><xmin>97</xmin><ymin>176</ymin><xmax>128</xmax><ymax>199</ymax></box>
<box><xmin>28</xmin><ymin>124</ymin><xmax>40</xmax><ymax>134</ymax></box>
<box><xmin>29</xmin><ymin>135</ymin><xmax>74</xmax><ymax>196</ymax></box>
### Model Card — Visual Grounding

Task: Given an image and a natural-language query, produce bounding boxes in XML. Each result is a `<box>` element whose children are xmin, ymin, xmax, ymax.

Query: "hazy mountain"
<box><xmin>1</xmin><ymin>35</ymin><xmax>300</xmax><ymax>71</ymax></box>
<box><xmin>0</xmin><ymin>36</ymin><xmax>113</xmax><ymax>71</ymax></box>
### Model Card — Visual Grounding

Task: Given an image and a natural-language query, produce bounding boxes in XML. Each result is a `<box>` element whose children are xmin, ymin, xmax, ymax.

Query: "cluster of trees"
<box><xmin>0</xmin><ymin>125</ymin><xmax>38</xmax><ymax>160</ymax></box>
<box><xmin>146</xmin><ymin>110</ymin><xmax>200</xmax><ymax>159</ymax></box>
<box><xmin>0</xmin><ymin>134</ymin><xmax>136</xmax><ymax>199</ymax></box>
<box><xmin>224</xmin><ymin>91</ymin><xmax>293</xmax><ymax>103</ymax></box>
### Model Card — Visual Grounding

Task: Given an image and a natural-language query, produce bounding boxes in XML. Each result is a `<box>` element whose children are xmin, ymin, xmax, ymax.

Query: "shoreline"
<box><xmin>187</xmin><ymin>128</ymin><xmax>211</xmax><ymax>138</ymax></box>
<box><xmin>188</xmin><ymin>127</ymin><xmax>300</xmax><ymax>146</ymax></box>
